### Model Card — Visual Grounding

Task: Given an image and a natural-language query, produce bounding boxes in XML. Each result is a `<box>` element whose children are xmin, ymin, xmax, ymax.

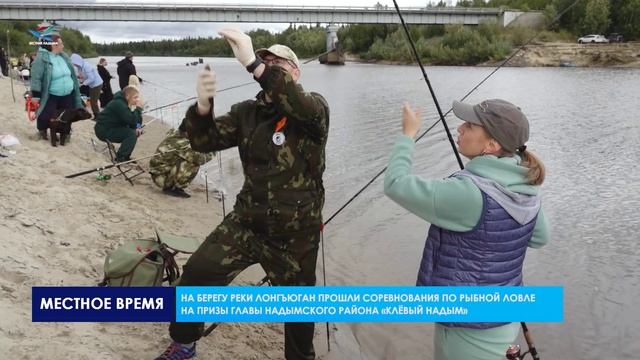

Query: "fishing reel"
<box><xmin>506</xmin><ymin>344</ymin><xmax>539</xmax><ymax>360</ymax></box>
<box><xmin>96</xmin><ymin>170</ymin><xmax>111</xmax><ymax>181</ymax></box>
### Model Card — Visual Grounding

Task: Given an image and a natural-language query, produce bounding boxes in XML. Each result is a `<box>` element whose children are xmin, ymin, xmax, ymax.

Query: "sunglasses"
<box><xmin>262</xmin><ymin>57</ymin><xmax>296</xmax><ymax>68</ymax></box>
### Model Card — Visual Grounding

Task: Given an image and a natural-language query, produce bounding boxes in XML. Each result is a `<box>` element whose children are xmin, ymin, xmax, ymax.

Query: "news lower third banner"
<box><xmin>33</xmin><ymin>286</ymin><xmax>563</xmax><ymax>323</ymax></box>
<box><xmin>32</xmin><ymin>287</ymin><xmax>174</xmax><ymax>322</ymax></box>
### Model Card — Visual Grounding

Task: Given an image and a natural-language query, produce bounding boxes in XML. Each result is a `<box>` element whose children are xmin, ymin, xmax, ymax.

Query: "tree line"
<box><xmin>93</xmin><ymin>26</ymin><xmax>326</xmax><ymax>58</ymax></box>
<box><xmin>469</xmin><ymin>0</ymin><xmax>640</xmax><ymax>38</ymax></box>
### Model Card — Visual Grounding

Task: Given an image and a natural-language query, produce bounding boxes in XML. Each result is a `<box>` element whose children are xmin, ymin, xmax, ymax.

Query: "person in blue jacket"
<box><xmin>70</xmin><ymin>53</ymin><xmax>103</xmax><ymax>117</ymax></box>
<box><xmin>30</xmin><ymin>34</ymin><xmax>83</xmax><ymax>140</ymax></box>
<box><xmin>384</xmin><ymin>99</ymin><xmax>550</xmax><ymax>360</ymax></box>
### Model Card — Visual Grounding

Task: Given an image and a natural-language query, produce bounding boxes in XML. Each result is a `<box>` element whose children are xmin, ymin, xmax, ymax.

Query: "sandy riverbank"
<box><xmin>496</xmin><ymin>41</ymin><xmax>640</xmax><ymax>67</ymax></box>
<box><xmin>0</xmin><ymin>78</ymin><xmax>297</xmax><ymax>359</ymax></box>
<box><xmin>345</xmin><ymin>41</ymin><xmax>640</xmax><ymax>68</ymax></box>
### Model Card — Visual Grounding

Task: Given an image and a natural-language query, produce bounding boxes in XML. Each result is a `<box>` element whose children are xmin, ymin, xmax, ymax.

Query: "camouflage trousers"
<box><xmin>169</xmin><ymin>212</ymin><xmax>320</xmax><ymax>360</ymax></box>
<box><xmin>150</xmin><ymin>160</ymin><xmax>198</xmax><ymax>190</ymax></box>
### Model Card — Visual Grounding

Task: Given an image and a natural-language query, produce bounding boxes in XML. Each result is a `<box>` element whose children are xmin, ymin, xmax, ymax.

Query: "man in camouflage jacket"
<box><xmin>156</xmin><ymin>29</ymin><xmax>329</xmax><ymax>360</ymax></box>
<box><xmin>149</xmin><ymin>121</ymin><xmax>214</xmax><ymax>198</ymax></box>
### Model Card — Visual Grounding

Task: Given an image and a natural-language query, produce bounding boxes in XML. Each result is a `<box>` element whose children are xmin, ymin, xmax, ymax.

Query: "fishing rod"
<box><xmin>140</xmin><ymin>81</ymin><xmax>253</xmax><ymax>128</ymax></box>
<box><xmin>218</xmin><ymin>151</ymin><xmax>226</xmax><ymax>217</ymax></box>
<box><xmin>392</xmin><ymin>0</ymin><xmax>463</xmax><ymax>169</ymax></box>
<box><xmin>199</xmin><ymin>46</ymin><xmax>337</xmax><ymax>339</ymax></box>
<box><xmin>453</xmin><ymin>0</ymin><xmax>584</xmax><ymax>106</ymax></box>
<box><xmin>202</xmin><ymin>276</ymin><xmax>270</xmax><ymax>337</ymax></box>
<box><xmin>321</xmin><ymin>225</ymin><xmax>330</xmax><ymax>351</ymax></box>
<box><xmin>142</xmin><ymin>81</ymin><xmax>255</xmax><ymax>115</ymax></box>
<box><xmin>64</xmin><ymin>148</ymin><xmax>182</xmax><ymax>179</ymax></box>
<box><xmin>303</xmin><ymin>49</ymin><xmax>335</xmax><ymax>64</ymax></box>
<box><xmin>324</xmin><ymin>0</ymin><xmax>583</xmax><ymax>227</ymax></box>
<box><xmin>143</xmin><ymin>78</ymin><xmax>192</xmax><ymax>98</ymax></box>
<box><xmin>141</xmin><ymin>45</ymin><xmax>340</xmax><ymax>122</ymax></box>
<box><xmin>205</xmin><ymin>171</ymin><xmax>209</xmax><ymax>203</ymax></box>
<box><xmin>320</xmin><ymin>0</ymin><xmax>584</xmax><ymax>353</ymax></box>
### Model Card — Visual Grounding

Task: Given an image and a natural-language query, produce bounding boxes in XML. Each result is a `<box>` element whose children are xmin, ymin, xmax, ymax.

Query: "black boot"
<box><xmin>39</xmin><ymin>129</ymin><xmax>48</xmax><ymax>140</ymax></box>
<box><xmin>163</xmin><ymin>187</ymin><xmax>191</xmax><ymax>198</ymax></box>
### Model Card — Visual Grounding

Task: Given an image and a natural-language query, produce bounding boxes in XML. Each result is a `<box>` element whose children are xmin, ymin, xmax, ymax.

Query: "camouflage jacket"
<box><xmin>185</xmin><ymin>65</ymin><xmax>330</xmax><ymax>236</ymax></box>
<box><xmin>149</xmin><ymin>128</ymin><xmax>214</xmax><ymax>176</ymax></box>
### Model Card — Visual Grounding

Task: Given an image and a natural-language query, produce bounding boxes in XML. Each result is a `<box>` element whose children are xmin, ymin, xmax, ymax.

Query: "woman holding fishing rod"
<box><xmin>384</xmin><ymin>99</ymin><xmax>550</xmax><ymax>360</ymax></box>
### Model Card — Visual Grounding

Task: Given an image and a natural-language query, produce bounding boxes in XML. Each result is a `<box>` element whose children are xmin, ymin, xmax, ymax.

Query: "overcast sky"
<box><xmin>50</xmin><ymin>1</ymin><xmax>441</xmax><ymax>43</ymax></box>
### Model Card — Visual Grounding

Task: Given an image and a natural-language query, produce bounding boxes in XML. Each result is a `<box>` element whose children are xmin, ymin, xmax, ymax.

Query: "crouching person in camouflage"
<box><xmin>149</xmin><ymin>120</ymin><xmax>214</xmax><ymax>198</ymax></box>
<box><xmin>155</xmin><ymin>28</ymin><xmax>329</xmax><ymax>360</ymax></box>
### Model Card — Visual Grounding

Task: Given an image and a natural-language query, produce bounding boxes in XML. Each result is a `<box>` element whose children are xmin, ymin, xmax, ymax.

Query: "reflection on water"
<box><xmin>97</xmin><ymin>56</ymin><xmax>640</xmax><ymax>359</ymax></box>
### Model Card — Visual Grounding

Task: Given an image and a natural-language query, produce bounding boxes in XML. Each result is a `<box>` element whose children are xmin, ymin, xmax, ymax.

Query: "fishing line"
<box><xmin>320</xmin><ymin>1</ymin><xmax>583</xmax><ymax>354</ymax></box>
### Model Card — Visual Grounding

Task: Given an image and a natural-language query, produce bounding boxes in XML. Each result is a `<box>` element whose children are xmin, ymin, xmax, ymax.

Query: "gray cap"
<box><xmin>255</xmin><ymin>44</ymin><xmax>300</xmax><ymax>68</ymax></box>
<box><xmin>125</xmin><ymin>51</ymin><xmax>133</xmax><ymax>58</ymax></box>
<box><xmin>452</xmin><ymin>99</ymin><xmax>529</xmax><ymax>153</ymax></box>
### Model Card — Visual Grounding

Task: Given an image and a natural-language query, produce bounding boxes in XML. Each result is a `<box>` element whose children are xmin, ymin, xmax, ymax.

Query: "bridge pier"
<box><xmin>320</xmin><ymin>24</ymin><xmax>345</xmax><ymax>65</ymax></box>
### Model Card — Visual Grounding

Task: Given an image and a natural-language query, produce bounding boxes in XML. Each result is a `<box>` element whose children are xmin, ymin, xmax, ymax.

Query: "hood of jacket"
<box><xmin>70</xmin><ymin>53</ymin><xmax>83</xmax><ymax>68</ymax></box>
<box><xmin>456</xmin><ymin>155</ymin><xmax>541</xmax><ymax>225</ymax></box>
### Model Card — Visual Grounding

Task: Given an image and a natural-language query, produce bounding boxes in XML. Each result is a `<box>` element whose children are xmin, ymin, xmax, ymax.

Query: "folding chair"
<box><xmin>104</xmin><ymin>140</ymin><xmax>145</xmax><ymax>186</ymax></box>
<box><xmin>90</xmin><ymin>137</ymin><xmax>109</xmax><ymax>155</ymax></box>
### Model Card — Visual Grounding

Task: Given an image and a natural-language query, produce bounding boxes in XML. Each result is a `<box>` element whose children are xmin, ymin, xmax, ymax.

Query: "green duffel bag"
<box><xmin>100</xmin><ymin>231</ymin><xmax>201</xmax><ymax>287</ymax></box>
<box><xmin>101</xmin><ymin>238</ymin><xmax>167</xmax><ymax>286</ymax></box>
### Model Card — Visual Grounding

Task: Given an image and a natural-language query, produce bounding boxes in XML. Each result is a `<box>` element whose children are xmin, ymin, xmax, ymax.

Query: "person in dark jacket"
<box><xmin>0</xmin><ymin>47</ymin><xmax>7</xmax><ymax>77</ymax></box>
<box><xmin>116</xmin><ymin>51</ymin><xmax>142</xmax><ymax>90</ymax></box>
<box><xmin>97</xmin><ymin>58</ymin><xmax>114</xmax><ymax>107</ymax></box>
<box><xmin>155</xmin><ymin>29</ymin><xmax>329</xmax><ymax>360</ymax></box>
<box><xmin>94</xmin><ymin>86</ymin><xmax>144</xmax><ymax>162</ymax></box>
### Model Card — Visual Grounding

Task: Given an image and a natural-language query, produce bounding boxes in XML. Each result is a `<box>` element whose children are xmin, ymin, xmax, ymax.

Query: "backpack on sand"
<box><xmin>99</xmin><ymin>230</ymin><xmax>201</xmax><ymax>286</ymax></box>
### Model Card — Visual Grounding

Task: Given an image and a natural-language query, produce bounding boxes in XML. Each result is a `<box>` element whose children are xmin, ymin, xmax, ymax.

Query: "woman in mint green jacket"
<box><xmin>30</xmin><ymin>35</ymin><xmax>82</xmax><ymax>139</ymax></box>
<box><xmin>384</xmin><ymin>99</ymin><xmax>550</xmax><ymax>360</ymax></box>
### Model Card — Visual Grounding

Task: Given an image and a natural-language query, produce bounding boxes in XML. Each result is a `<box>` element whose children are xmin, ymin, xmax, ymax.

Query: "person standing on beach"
<box><xmin>155</xmin><ymin>29</ymin><xmax>329</xmax><ymax>360</ymax></box>
<box><xmin>0</xmin><ymin>47</ymin><xmax>8</xmax><ymax>77</ymax></box>
<box><xmin>384</xmin><ymin>99</ymin><xmax>550</xmax><ymax>360</ymax></box>
<box><xmin>116</xmin><ymin>51</ymin><xmax>142</xmax><ymax>90</ymax></box>
<box><xmin>97</xmin><ymin>58</ymin><xmax>114</xmax><ymax>108</ymax></box>
<box><xmin>30</xmin><ymin>33</ymin><xmax>83</xmax><ymax>140</ymax></box>
<box><xmin>21</xmin><ymin>53</ymin><xmax>31</xmax><ymax>70</ymax></box>
<box><xmin>70</xmin><ymin>53</ymin><xmax>103</xmax><ymax>117</ymax></box>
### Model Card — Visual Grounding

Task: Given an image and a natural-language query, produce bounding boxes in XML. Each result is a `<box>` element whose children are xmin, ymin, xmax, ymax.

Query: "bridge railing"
<box><xmin>1</xmin><ymin>2</ymin><xmax>503</xmax><ymax>15</ymax></box>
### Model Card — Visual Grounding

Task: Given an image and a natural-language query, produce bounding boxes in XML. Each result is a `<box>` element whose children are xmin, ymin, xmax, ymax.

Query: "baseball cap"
<box><xmin>452</xmin><ymin>99</ymin><xmax>529</xmax><ymax>153</ymax></box>
<box><xmin>255</xmin><ymin>44</ymin><xmax>300</xmax><ymax>68</ymax></box>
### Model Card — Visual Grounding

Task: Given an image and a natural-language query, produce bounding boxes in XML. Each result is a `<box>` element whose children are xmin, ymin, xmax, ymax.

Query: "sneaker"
<box><xmin>155</xmin><ymin>341</ymin><xmax>196</xmax><ymax>360</ymax></box>
<box><xmin>163</xmin><ymin>187</ymin><xmax>191</xmax><ymax>198</ymax></box>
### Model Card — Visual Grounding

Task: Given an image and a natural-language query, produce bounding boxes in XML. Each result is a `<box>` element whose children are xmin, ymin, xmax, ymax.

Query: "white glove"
<box><xmin>196</xmin><ymin>64</ymin><xmax>217</xmax><ymax>113</ymax></box>
<box><xmin>218</xmin><ymin>28</ymin><xmax>256</xmax><ymax>67</ymax></box>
